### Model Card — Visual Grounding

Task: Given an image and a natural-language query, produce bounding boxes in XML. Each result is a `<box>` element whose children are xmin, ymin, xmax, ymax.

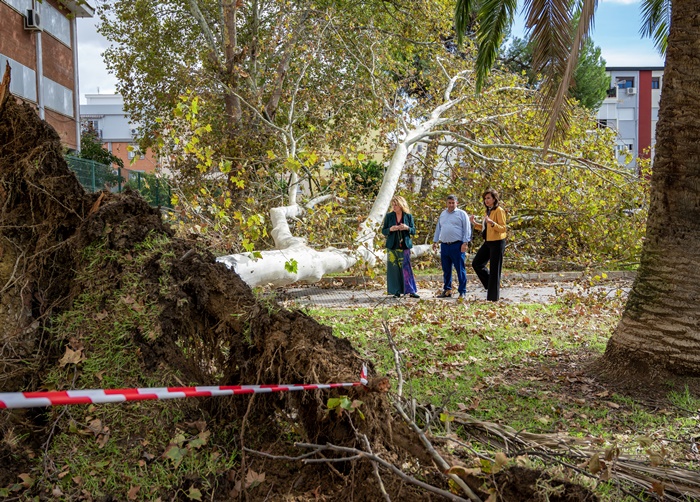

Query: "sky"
<box><xmin>75</xmin><ymin>0</ymin><xmax>665</xmax><ymax>104</ymax></box>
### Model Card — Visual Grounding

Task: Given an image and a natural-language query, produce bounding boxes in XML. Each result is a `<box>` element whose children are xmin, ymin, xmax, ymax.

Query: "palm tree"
<box><xmin>458</xmin><ymin>0</ymin><xmax>700</xmax><ymax>379</ymax></box>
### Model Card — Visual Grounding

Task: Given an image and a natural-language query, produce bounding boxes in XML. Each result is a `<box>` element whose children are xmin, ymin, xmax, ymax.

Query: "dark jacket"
<box><xmin>381</xmin><ymin>212</ymin><xmax>415</xmax><ymax>250</ymax></box>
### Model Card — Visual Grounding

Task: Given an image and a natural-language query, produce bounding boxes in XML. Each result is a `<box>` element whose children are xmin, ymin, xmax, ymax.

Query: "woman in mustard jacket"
<box><xmin>470</xmin><ymin>189</ymin><xmax>507</xmax><ymax>301</ymax></box>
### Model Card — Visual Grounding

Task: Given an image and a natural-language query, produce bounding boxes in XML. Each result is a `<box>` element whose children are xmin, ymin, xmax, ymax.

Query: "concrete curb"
<box><xmin>315</xmin><ymin>270</ymin><xmax>636</xmax><ymax>287</ymax></box>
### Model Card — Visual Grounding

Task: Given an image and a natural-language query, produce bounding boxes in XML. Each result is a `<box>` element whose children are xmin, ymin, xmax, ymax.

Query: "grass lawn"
<box><xmin>307</xmin><ymin>289</ymin><xmax>700</xmax><ymax>501</ymax></box>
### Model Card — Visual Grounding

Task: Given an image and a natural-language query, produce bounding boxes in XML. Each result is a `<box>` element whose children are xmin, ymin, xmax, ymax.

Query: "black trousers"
<box><xmin>472</xmin><ymin>239</ymin><xmax>506</xmax><ymax>301</ymax></box>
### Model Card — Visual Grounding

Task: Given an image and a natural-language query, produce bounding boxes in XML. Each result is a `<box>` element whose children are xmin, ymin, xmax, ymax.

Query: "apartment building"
<box><xmin>0</xmin><ymin>0</ymin><xmax>94</xmax><ymax>150</ymax></box>
<box><xmin>80</xmin><ymin>93</ymin><xmax>157</xmax><ymax>173</ymax></box>
<box><xmin>596</xmin><ymin>66</ymin><xmax>664</xmax><ymax>169</ymax></box>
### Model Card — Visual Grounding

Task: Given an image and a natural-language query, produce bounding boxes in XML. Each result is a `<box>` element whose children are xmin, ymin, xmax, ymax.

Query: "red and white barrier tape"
<box><xmin>0</xmin><ymin>365</ymin><xmax>368</xmax><ymax>409</ymax></box>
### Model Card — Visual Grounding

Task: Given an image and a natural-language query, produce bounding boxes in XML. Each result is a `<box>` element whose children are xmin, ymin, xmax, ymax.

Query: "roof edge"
<box><xmin>61</xmin><ymin>0</ymin><xmax>95</xmax><ymax>18</ymax></box>
<box><xmin>606</xmin><ymin>66</ymin><xmax>665</xmax><ymax>72</ymax></box>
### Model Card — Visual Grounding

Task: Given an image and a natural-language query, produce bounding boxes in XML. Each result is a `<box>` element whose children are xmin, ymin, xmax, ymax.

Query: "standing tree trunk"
<box><xmin>601</xmin><ymin>0</ymin><xmax>700</xmax><ymax>377</ymax></box>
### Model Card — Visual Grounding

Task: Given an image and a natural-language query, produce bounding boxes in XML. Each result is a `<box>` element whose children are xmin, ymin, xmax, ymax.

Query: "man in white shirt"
<box><xmin>432</xmin><ymin>195</ymin><xmax>471</xmax><ymax>299</ymax></box>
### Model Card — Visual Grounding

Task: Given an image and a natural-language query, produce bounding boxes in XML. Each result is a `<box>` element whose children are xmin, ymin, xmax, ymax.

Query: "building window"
<box><xmin>2</xmin><ymin>0</ymin><xmax>32</xmax><ymax>15</ymax></box>
<box><xmin>43</xmin><ymin>77</ymin><xmax>73</xmax><ymax>116</ymax></box>
<box><xmin>0</xmin><ymin>54</ymin><xmax>37</xmax><ymax>102</ymax></box>
<box><xmin>651</xmin><ymin>77</ymin><xmax>661</xmax><ymax>89</ymax></box>
<box><xmin>37</xmin><ymin>2</ymin><xmax>71</xmax><ymax>47</ymax></box>
<box><xmin>606</xmin><ymin>87</ymin><xmax>617</xmax><ymax>98</ymax></box>
<box><xmin>616</xmin><ymin>77</ymin><xmax>635</xmax><ymax>89</ymax></box>
<box><xmin>597</xmin><ymin>119</ymin><xmax>608</xmax><ymax>128</ymax></box>
<box><xmin>82</xmin><ymin>119</ymin><xmax>102</xmax><ymax>138</ymax></box>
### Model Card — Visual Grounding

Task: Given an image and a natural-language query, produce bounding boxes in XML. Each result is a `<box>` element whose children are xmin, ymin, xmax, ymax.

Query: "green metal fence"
<box><xmin>65</xmin><ymin>155</ymin><xmax>172</xmax><ymax>208</ymax></box>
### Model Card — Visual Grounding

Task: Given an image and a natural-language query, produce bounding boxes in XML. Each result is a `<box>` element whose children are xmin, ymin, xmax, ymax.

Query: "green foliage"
<box><xmin>284</xmin><ymin>258</ymin><xmax>299</xmax><ymax>274</ymax></box>
<box><xmin>71</xmin><ymin>126</ymin><xmax>125</xmax><ymax>190</ymax></box>
<box><xmin>80</xmin><ymin>125</ymin><xmax>125</xmax><ymax>169</ymax></box>
<box><xmin>124</xmin><ymin>172</ymin><xmax>172</xmax><ymax>207</ymax></box>
<box><xmin>335</xmin><ymin>159</ymin><xmax>386</xmax><ymax>197</ymax></box>
<box><xmin>572</xmin><ymin>39</ymin><xmax>609</xmax><ymax>110</ymax></box>
<box><xmin>327</xmin><ymin>395</ymin><xmax>365</xmax><ymax>420</ymax></box>
<box><xmin>157</xmin><ymin>94</ymin><xmax>267</xmax><ymax>252</ymax></box>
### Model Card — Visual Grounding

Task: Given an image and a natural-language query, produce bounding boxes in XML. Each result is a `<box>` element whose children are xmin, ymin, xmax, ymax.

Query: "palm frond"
<box><xmin>524</xmin><ymin>0</ymin><xmax>597</xmax><ymax>150</ymax></box>
<box><xmin>640</xmin><ymin>0</ymin><xmax>669</xmax><ymax>55</ymax></box>
<box><xmin>473</xmin><ymin>0</ymin><xmax>518</xmax><ymax>92</ymax></box>
<box><xmin>454</xmin><ymin>0</ymin><xmax>478</xmax><ymax>45</ymax></box>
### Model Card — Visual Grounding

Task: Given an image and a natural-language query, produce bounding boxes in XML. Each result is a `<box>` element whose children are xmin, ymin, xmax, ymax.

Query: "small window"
<box><xmin>606</xmin><ymin>87</ymin><xmax>617</xmax><ymax>98</ymax></box>
<box><xmin>597</xmin><ymin>119</ymin><xmax>608</xmax><ymax>128</ymax></box>
<box><xmin>617</xmin><ymin>77</ymin><xmax>635</xmax><ymax>89</ymax></box>
<box><xmin>651</xmin><ymin>77</ymin><xmax>660</xmax><ymax>89</ymax></box>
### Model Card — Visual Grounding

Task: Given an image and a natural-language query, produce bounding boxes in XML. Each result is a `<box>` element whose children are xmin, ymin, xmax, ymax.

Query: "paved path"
<box><xmin>277</xmin><ymin>275</ymin><xmax>632</xmax><ymax>309</ymax></box>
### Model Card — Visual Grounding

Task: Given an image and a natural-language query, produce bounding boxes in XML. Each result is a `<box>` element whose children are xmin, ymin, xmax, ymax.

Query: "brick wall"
<box><xmin>0</xmin><ymin>3</ymin><xmax>38</xmax><ymax>69</ymax></box>
<box><xmin>46</xmin><ymin>108</ymin><xmax>77</xmax><ymax>149</ymax></box>
<box><xmin>109</xmin><ymin>142</ymin><xmax>158</xmax><ymax>173</ymax></box>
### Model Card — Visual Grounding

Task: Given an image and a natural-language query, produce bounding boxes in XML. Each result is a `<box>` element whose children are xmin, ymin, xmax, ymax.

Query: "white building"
<box><xmin>80</xmin><ymin>93</ymin><xmax>157</xmax><ymax>173</ymax></box>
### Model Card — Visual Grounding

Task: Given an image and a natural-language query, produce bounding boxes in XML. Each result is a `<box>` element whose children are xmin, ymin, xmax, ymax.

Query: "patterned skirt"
<box><xmin>387</xmin><ymin>248</ymin><xmax>417</xmax><ymax>295</ymax></box>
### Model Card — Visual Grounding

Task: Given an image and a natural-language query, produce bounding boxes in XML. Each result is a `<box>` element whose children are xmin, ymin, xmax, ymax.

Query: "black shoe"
<box><xmin>437</xmin><ymin>290</ymin><xmax>452</xmax><ymax>298</ymax></box>
<box><xmin>409</xmin><ymin>293</ymin><xmax>420</xmax><ymax>298</ymax></box>
<box><xmin>393</xmin><ymin>293</ymin><xmax>401</xmax><ymax>298</ymax></box>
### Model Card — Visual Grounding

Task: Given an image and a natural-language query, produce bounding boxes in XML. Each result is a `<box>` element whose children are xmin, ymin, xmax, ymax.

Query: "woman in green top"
<box><xmin>381</xmin><ymin>196</ymin><xmax>419</xmax><ymax>298</ymax></box>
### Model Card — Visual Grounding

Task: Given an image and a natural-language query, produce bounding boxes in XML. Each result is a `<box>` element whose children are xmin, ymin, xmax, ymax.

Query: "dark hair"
<box><xmin>446</xmin><ymin>194</ymin><xmax>458</xmax><ymax>202</ymax></box>
<box><xmin>482</xmin><ymin>188</ymin><xmax>500</xmax><ymax>208</ymax></box>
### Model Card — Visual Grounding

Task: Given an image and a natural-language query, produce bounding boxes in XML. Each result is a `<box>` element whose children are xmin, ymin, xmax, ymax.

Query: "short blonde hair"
<box><xmin>391</xmin><ymin>196</ymin><xmax>410</xmax><ymax>214</ymax></box>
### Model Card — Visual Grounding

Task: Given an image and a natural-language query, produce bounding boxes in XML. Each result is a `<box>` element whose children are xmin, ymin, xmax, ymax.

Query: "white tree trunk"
<box><xmin>217</xmin><ymin>73</ymin><xmax>467</xmax><ymax>288</ymax></box>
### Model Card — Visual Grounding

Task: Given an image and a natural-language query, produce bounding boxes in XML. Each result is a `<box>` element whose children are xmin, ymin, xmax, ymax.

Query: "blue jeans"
<box><xmin>440</xmin><ymin>242</ymin><xmax>467</xmax><ymax>294</ymax></box>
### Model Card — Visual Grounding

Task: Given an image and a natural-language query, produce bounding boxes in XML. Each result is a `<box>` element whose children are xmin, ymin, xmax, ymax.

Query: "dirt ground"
<box><xmin>0</xmin><ymin>77</ymin><xmax>600</xmax><ymax>500</ymax></box>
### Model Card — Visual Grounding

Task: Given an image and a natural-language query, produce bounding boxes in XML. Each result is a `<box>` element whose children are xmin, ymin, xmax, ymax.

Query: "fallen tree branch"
<box><xmin>452</xmin><ymin>411</ymin><xmax>700</xmax><ymax>501</ymax></box>
<box><xmin>295</xmin><ymin>441</ymin><xmax>471</xmax><ymax>502</ymax></box>
<box><xmin>383</xmin><ymin>322</ymin><xmax>482</xmax><ymax>502</ymax></box>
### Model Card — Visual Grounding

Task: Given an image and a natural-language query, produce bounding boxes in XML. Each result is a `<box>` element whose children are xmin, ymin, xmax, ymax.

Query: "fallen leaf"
<box><xmin>494</xmin><ymin>452</ymin><xmax>508</xmax><ymax>467</ymax></box>
<box><xmin>187</xmin><ymin>430</ymin><xmax>210</xmax><ymax>449</ymax></box>
<box><xmin>87</xmin><ymin>418</ymin><xmax>103</xmax><ymax>436</ymax></box>
<box><xmin>162</xmin><ymin>444</ymin><xmax>187</xmax><ymax>468</ymax></box>
<box><xmin>18</xmin><ymin>473</ymin><xmax>33</xmax><ymax>488</ymax></box>
<box><xmin>245</xmin><ymin>469</ymin><xmax>265</xmax><ymax>489</ymax></box>
<box><xmin>58</xmin><ymin>347</ymin><xmax>83</xmax><ymax>367</ymax></box>
<box><xmin>588</xmin><ymin>453</ymin><xmax>601</xmax><ymax>474</ymax></box>
<box><xmin>97</xmin><ymin>433</ymin><xmax>110</xmax><ymax>449</ymax></box>
<box><xmin>184</xmin><ymin>420</ymin><xmax>207</xmax><ymax>432</ymax></box>
<box><xmin>127</xmin><ymin>485</ymin><xmax>140</xmax><ymax>500</ymax></box>
<box><xmin>651</xmin><ymin>481</ymin><xmax>665</xmax><ymax>496</ymax></box>
<box><xmin>187</xmin><ymin>487</ymin><xmax>202</xmax><ymax>501</ymax></box>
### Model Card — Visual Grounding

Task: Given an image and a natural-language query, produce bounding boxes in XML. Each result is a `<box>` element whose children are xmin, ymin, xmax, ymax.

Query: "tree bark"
<box><xmin>602</xmin><ymin>0</ymin><xmax>700</xmax><ymax>377</ymax></box>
